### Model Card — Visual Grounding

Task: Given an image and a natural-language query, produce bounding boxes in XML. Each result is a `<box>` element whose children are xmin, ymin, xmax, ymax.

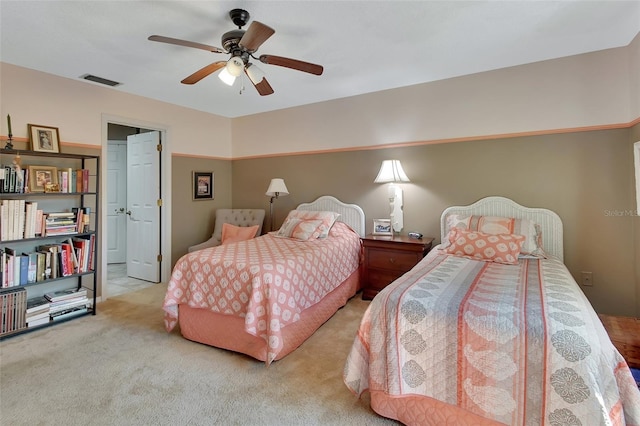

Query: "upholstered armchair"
<box><xmin>188</xmin><ymin>209</ymin><xmax>266</xmax><ymax>252</ymax></box>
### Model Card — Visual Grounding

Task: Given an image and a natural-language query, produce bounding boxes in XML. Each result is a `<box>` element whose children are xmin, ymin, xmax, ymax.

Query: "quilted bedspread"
<box><xmin>344</xmin><ymin>248</ymin><xmax>640</xmax><ymax>425</ymax></box>
<box><xmin>164</xmin><ymin>221</ymin><xmax>361</xmax><ymax>363</ymax></box>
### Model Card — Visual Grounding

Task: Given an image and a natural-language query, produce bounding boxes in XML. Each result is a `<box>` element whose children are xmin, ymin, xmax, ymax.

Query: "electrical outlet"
<box><xmin>581</xmin><ymin>271</ymin><xmax>593</xmax><ymax>287</ymax></box>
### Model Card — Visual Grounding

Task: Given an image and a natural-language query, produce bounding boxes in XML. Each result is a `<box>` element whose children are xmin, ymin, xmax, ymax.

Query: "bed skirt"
<box><xmin>370</xmin><ymin>390</ymin><xmax>502</xmax><ymax>426</ymax></box>
<box><xmin>178</xmin><ymin>267</ymin><xmax>361</xmax><ymax>362</ymax></box>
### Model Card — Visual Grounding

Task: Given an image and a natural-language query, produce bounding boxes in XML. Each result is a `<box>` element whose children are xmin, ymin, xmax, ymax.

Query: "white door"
<box><xmin>106</xmin><ymin>141</ymin><xmax>127</xmax><ymax>264</ymax></box>
<box><xmin>126</xmin><ymin>131</ymin><xmax>161</xmax><ymax>282</ymax></box>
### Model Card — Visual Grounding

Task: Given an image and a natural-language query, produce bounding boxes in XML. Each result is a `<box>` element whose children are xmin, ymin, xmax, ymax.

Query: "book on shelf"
<box><xmin>49</xmin><ymin>297</ymin><xmax>90</xmax><ymax>314</ymax></box>
<box><xmin>27</xmin><ymin>315</ymin><xmax>50</xmax><ymax>327</ymax></box>
<box><xmin>18</xmin><ymin>253</ymin><xmax>28</xmax><ymax>286</ymax></box>
<box><xmin>27</xmin><ymin>309</ymin><xmax>50</xmax><ymax>321</ymax></box>
<box><xmin>26</xmin><ymin>295</ymin><xmax>50</xmax><ymax>314</ymax></box>
<box><xmin>36</xmin><ymin>251</ymin><xmax>48</xmax><ymax>281</ymax></box>
<box><xmin>34</xmin><ymin>209</ymin><xmax>44</xmax><ymax>236</ymax></box>
<box><xmin>26</xmin><ymin>252</ymin><xmax>38</xmax><ymax>283</ymax></box>
<box><xmin>44</xmin><ymin>287</ymin><xmax>87</xmax><ymax>303</ymax></box>
<box><xmin>37</xmin><ymin>244</ymin><xmax>59</xmax><ymax>279</ymax></box>
<box><xmin>0</xmin><ymin>287</ymin><xmax>27</xmax><ymax>335</ymax></box>
<box><xmin>2</xmin><ymin>247</ymin><xmax>18</xmax><ymax>288</ymax></box>
<box><xmin>51</xmin><ymin>306</ymin><xmax>88</xmax><ymax>322</ymax></box>
<box><xmin>23</xmin><ymin>201</ymin><xmax>38</xmax><ymax>239</ymax></box>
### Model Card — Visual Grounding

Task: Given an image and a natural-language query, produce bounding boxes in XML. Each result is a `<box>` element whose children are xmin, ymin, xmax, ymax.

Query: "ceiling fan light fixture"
<box><xmin>226</xmin><ymin>56</ymin><xmax>245</xmax><ymax>77</ymax></box>
<box><xmin>246</xmin><ymin>63</ymin><xmax>265</xmax><ymax>84</ymax></box>
<box><xmin>218</xmin><ymin>67</ymin><xmax>236</xmax><ymax>86</ymax></box>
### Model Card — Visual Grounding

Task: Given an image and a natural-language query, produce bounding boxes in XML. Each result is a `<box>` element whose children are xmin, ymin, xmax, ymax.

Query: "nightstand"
<box><xmin>361</xmin><ymin>234</ymin><xmax>434</xmax><ymax>300</ymax></box>
<box><xmin>598</xmin><ymin>314</ymin><xmax>640</xmax><ymax>368</ymax></box>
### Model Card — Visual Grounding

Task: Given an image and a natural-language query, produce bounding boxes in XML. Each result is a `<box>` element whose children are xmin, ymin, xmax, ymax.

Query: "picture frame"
<box><xmin>372</xmin><ymin>218</ymin><xmax>393</xmax><ymax>236</ymax></box>
<box><xmin>193</xmin><ymin>171</ymin><xmax>213</xmax><ymax>200</ymax></box>
<box><xmin>27</xmin><ymin>165</ymin><xmax>58</xmax><ymax>193</ymax></box>
<box><xmin>28</xmin><ymin>124</ymin><xmax>61</xmax><ymax>153</ymax></box>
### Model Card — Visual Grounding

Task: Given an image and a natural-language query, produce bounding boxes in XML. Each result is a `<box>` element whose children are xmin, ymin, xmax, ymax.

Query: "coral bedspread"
<box><xmin>344</xmin><ymin>248</ymin><xmax>640</xmax><ymax>425</ymax></box>
<box><xmin>164</xmin><ymin>221</ymin><xmax>361</xmax><ymax>364</ymax></box>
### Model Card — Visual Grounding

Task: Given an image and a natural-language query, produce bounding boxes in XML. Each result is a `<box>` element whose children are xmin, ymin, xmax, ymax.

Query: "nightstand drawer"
<box><xmin>366</xmin><ymin>268</ymin><xmax>406</xmax><ymax>292</ymax></box>
<box><xmin>367</xmin><ymin>248</ymin><xmax>419</xmax><ymax>272</ymax></box>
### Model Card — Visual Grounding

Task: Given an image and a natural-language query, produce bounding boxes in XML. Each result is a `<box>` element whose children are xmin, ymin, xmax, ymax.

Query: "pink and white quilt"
<box><xmin>164</xmin><ymin>221</ymin><xmax>361</xmax><ymax>363</ymax></box>
<box><xmin>344</xmin><ymin>248</ymin><xmax>640</xmax><ymax>425</ymax></box>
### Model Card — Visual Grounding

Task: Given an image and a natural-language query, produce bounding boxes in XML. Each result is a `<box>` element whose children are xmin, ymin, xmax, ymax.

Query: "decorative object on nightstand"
<box><xmin>374</xmin><ymin>159</ymin><xmax>409</xmax><ymax>234</ymax></box>
<box><xmin>265</xmin><ymin>178</ymin><xmax>289</xmax><ymax>231</ymax></box>
<box><xmin>361</xmin><ymin>234</ymin><xmax>434</xmax><ymax>300</ymax></box>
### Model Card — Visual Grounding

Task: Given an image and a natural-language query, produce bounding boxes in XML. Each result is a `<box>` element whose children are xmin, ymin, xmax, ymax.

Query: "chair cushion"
<box><xmin>188</xmin><ymin>209</ymin><xmax>265</xmax><ymax>252</ymax></box>
<box><xmin>221</xmin><ymin>223</ymin><xmax>260</xmax><ymax>244</ymax></box>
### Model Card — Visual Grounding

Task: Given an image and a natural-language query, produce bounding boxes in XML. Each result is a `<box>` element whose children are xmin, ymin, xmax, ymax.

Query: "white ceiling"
<box><xmin>1</xmin><ymin>1</ymin><xmax>639</xmax><ymax>118</ymax></box>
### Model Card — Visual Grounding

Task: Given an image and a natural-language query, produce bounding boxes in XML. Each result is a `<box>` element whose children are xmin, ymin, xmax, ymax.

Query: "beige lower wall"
<box><xmin>170</xmin><ymin>155</ymin><xmax>232</xmax><ymax>266</ymax></box>
<box><xmin>229</xmin><ymin>126</ymin><xmax>638</xmax><ymax>316</ymax></box>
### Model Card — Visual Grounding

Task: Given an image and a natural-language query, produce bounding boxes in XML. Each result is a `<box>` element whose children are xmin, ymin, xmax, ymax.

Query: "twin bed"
<box><xmin>163</xmin><ymin>196</ymin><xmax>365</xmax><ymax>364</ymax></box>
<box><xmin>343</xmin><ymin>196</ymin><xmax>640</xmax><ymax>425</ymax></box>
<box><xmin>164</xmin><ymin>195</ymin><xmax>640</xmax><ymax>424</ymax></box>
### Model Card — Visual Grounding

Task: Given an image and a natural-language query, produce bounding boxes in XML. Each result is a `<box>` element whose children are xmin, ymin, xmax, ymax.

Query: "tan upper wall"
<box><xmin>232</xmin><ymin>39</ymin><xmax>638</xmax><ymax>158</ymax></box>
<box><xmin>0</xmin><ymin>62</ymin><xmax>232</xmax><ymax>157</ymax></box>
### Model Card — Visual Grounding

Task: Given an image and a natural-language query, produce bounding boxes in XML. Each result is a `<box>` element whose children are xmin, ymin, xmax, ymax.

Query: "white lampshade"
<box><xmin>374</xmin><ymin>160</ymin><xmax>410</xmax><ymax>183</ymax></box>
<box><xmin>246</xmin><ymin>63</ymin><xmax>265</xmax><ymax>85</ymax></box>
<box><xmin>226</xmin><ymin>56</ymin><xmax>244</xmax><ymax>77</ymax></box>
<box><xmin>218</xmin><ymin>67</ymin><xmax>236</xmax><ymax>86</ymax></box>
<box><xmin>265</xmin><ymin>178</ymin><xmax>289</xmax><ymax>197</ymax></box>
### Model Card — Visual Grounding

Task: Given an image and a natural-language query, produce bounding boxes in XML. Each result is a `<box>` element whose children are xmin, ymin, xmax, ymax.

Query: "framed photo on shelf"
<box><xmin>28</xmin><ymin>124</ymin><xmax>60</xmax><ymax>153</ymax></box>
<box><xmin>372</xmin><ymin>218</ymin><xmax>392</xmax><ymax>236</ymax></box>
<box><xmin>192</xmin><ymin>171</ymin><xmax>213</xmax><ymax>200</ymax></box>
<box><xmin>27</xmin><ymin>165</ymin><xmax>58</xmax><ymax>193</ymax></box>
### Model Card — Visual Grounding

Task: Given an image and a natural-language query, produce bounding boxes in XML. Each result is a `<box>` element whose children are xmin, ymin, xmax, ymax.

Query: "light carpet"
<box><xmin>0</xmin><ymin>283</ymin><xmax>398</xmax><ymax>426</ymax></box>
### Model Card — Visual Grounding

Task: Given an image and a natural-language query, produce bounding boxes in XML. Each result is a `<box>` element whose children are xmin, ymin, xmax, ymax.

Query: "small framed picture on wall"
<box><xmin>372</xmin><ymin>218</ymin><xmax>392</xmax><ymax>236</ymax></box>
<box><xmin>28</xmin><ymin>124</ymin><xmax>61</xmax><ymax>153</ymax></box>
<box><xmin>193</xmin><ymin>171</ymin><xmax>213</xmax><ymax>200</ymax></box>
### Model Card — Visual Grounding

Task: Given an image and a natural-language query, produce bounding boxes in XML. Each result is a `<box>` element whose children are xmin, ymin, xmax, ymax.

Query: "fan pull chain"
<box><xmin>239</xmin><ymin>72</ymin><xmax>245</xmax><ymax>95</ymax></box>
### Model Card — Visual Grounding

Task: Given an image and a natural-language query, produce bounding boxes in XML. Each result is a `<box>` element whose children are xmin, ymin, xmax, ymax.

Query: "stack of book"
<box><xmin>44</xmin><ymin>212</ymin><xmax>77</xmax><ymax>236</ymax></box>
<box><xmin>44</xmin><ymin>288</ymin><xmax>91</xmax><ymax>321</ymax></box>
<box><xmin>25</xmin><ymin>295</ymin><xmax>50</xmax><ymax>327</ymax></box>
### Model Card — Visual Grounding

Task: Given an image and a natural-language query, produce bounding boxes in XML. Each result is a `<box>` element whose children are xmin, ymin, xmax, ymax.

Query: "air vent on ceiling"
<box><xmin>80</xmin><ymin>74</ymin><xmax>121</xmax><ymax>87</ymax></box>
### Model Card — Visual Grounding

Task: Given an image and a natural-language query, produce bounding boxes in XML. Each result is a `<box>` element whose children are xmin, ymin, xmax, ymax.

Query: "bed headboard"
<box><xmin>297</xmin><ymin>196</ymin><xmax>366</xmax><ymax>238</ymax></box>
<box><xmin>440</xmin><ymin>196</ymin><xmax>564</xmax><ymax>261</ymax></box>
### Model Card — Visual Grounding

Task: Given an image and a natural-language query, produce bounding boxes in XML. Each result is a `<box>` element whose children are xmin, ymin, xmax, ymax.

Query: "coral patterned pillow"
<box><xmin>446</xmin><ymin>214</ymin><xmax>545</xmax><ymax>257</ymax></box>
<box><xmin>275</xmin><ymin>218</ymin><xmax>324</xmax><ymax>241</ymax></box>
<box><xmin>281</xmin><ymin>210</ymin><xmax>340</xmax><ymax>238</ymax></box>
<box><xmin>221</xmin><ymin>223</ymin><xmax>259</xmax><ymax>245</ymax></box>
<box><xmin>444</xmin><ymin>228</ymin><xmax>525</xmax><ymax>265</ymax></box>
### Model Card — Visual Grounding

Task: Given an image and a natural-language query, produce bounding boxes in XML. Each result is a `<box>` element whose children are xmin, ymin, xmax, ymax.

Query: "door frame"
<box><xmin>100</xmin><ymin>114</ymin><xmax>172</xmax><ymax>300</ymax></box>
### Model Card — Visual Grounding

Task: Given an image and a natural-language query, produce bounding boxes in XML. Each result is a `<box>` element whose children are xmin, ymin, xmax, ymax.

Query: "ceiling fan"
<box><xmin>148</xmin><ymin>8</ymin><xmax>323</xmax><ymax>96</ymax></box>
